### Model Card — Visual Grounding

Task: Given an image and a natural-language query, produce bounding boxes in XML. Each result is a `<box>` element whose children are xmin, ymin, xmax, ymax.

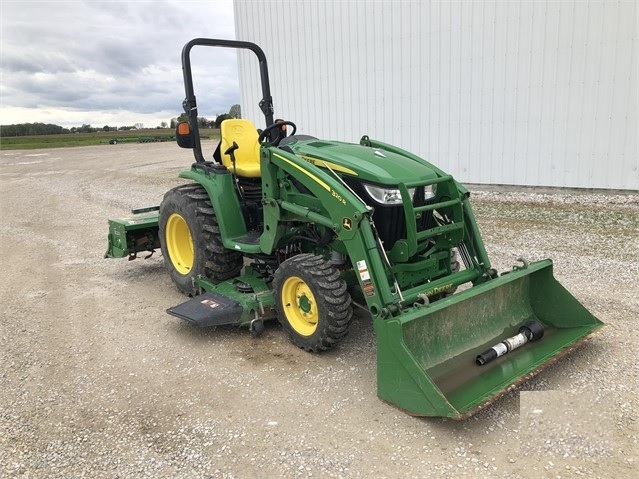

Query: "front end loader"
<box><xmin>105</xmin><ymin>38</ymin><xmax>603</xmax><ymax>418</ymax></box>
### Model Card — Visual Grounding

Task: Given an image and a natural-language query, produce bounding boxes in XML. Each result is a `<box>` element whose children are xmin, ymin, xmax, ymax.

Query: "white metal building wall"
<box><xmin>234</xmin><ymin>1</ymin><xmax>637</xmax><ymax>190</ymax></box>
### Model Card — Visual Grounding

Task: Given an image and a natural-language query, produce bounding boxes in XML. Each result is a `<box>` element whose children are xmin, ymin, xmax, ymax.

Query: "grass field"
<box><xmin>0</xmin><ymin>128</ymin><xmax>220</xmax><ymax>150</ymax></box>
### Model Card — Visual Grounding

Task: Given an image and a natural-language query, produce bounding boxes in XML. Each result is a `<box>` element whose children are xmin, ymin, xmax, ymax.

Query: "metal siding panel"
<box><xmin>408</xmin><ymin>3</ymin><xmax>421</xmax><ymax>156</ymax></box>
<box><xmin>479</xmin><ymin>1</ymin><xmax>498</xmax><ymax>185</ymax></box>
<box><xmin>523</xmin><ymin>0</ymin><xmax>544</xmax><ymax>186</ymax></box>
<box><xmin>466</xmin><ymin>1</ymin><xmax>482</xmax><ymax>183</ymax></box>
<box><xmin>517</xmin><ymin>1</ymin><xmax>535</xmax><ymax>185</ymax></box>
<box><xmin>312</xmin><ymin>1</ymin><xmax>328</xmax><ymax>136</ymax></box>
<box><xmin>548</xmin><ymin>2</ymin><xmax>571</xmax><ymax>187</ymax></box>
<box><xmin>234</xmin><ymin>1</ymin><xmax>262</xmax><ymax>126</ymax></box>
<box><xmin>606</xmin><ymin>12</ymin><xmax>627</xmax><ymax>190</ymax></box>
<box><xmin>360</xmin><ymin>3</ymin><xmax>376</xmax><ymax>141</ymax></box>
<box><xmin>622</xmin><ymin>3</ymin><xmax>638</xmax><ymax>190</ymax></box>
<box><xmin>487</xmin><ymin>3</ymin><xmax>504</xmax><ymax>184</ymax></box>
<box><xmin>462</xmin><ymin>0</ymin><xmax>472</xmax><ymax>181</ymax></box>
<box><xmin>608</xmin><ymin>1</ymin><xmax>638</xmax><ymax>189</ymax></box>
<box><xmin>416</xmin><ymin>2</ymin><xmax>430</xmax><ymax>161</ymax></box>
<box><xmin>505</xmin><ymin>0</ymin><xmax>521</xmax><ymax>185</ymax></box>
<box><xmin>536</xmin><ymin>0</ymin><xmax>557</xmax><ymax>187</ymax></box>
<box><xmin>591</xmin><ymin>1</ymin><xmax>618</xmax><ymax>189</ymax></box>
<box><xmin>498</xmin><ymin>0</ymin><xmax>510</xmax><ymax>185</ymax></box>
<box><xmin>429</xmin><ymin>1</ymin><xmax>442</xmax><ymax>167</ymax></box>
<box><xmin>234</xmin><ymin>0</ymin><xmax>637</xmax><ymax>189</ymax></box>
<box><xmin>440</xmin><ymin>2</ymin><xmax>453</xmax><ymax>174</ymax></box>
<box><xmin>564</xmin><ymin>2</ymin><xmax>588</xmax><ymax>187</ymax></box>
<box><xmin>448</xmin><ymin>2</ymin><xmax>462</xmax><ymax>180</ymax></box>
<box><xmin>578</xmin><ymin>1</ymin><xmax>605</xmax><ymax>188</ymax></box>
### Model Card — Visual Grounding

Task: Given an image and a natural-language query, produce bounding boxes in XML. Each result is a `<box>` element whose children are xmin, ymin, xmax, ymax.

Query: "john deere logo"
<box><xmin>342</xmin><ymin>217</ymin><xmax>352</xmax><ymax>230</ymax></box>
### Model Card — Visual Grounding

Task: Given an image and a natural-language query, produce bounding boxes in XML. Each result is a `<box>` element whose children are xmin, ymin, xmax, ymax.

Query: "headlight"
<box><xmin>363</xmin><ymin>184</ymin><xmax>436</xmax><ymax>205</ymax></box>
<box><xmin>423</xmin><ymin>184</ymin><xmax>436</xmax><ymax>200</ymax></box>
<box><xmin>363</xmin><ymin>184</ymin><xmax>413</xmax><ymax>205</ymax></box>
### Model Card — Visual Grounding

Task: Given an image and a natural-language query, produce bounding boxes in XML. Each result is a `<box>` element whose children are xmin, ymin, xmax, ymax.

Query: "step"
<box><xmin>167</xmin><ymin>291</ymin><xmax>244</xmax><ymax>327</ymax></box>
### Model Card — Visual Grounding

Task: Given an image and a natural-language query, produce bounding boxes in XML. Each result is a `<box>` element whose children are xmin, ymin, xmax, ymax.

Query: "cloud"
<box><xmin>0</xmin><ymin>0</ymin><xmax>239</xmax><ymax>127</ymax></box>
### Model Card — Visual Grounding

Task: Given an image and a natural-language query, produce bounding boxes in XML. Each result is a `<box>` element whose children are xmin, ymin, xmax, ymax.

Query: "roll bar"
<box><xmin>181</xmin><ymin>38</ymin><xmax>275</xmax><ymax>163</ymax></box>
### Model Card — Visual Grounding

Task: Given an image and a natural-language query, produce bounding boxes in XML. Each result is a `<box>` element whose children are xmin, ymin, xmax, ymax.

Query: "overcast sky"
<box><xmin>0</xmin><ymin>0</ymin><xmax>239</xmax><ymax>128</ymax></box>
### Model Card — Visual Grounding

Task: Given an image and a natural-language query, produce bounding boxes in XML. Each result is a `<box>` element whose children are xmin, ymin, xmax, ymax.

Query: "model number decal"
<box><xmin>331</xmin><ymin>189</ymin><xmax>346</xmax><ymax>205</ymax></box>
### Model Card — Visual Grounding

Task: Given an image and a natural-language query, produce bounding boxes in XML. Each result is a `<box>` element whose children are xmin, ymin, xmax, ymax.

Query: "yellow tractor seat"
<box><xmin>220</xmin><ymin>119</ymin><xmax>261</xmax><ymax>178</ymax></box>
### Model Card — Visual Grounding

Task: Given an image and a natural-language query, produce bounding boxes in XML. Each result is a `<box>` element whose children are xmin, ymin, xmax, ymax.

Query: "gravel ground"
<box><xmin>1</xmin><ymin>142</ymin><xmax>637</xmax><ymax>478</ymax></box>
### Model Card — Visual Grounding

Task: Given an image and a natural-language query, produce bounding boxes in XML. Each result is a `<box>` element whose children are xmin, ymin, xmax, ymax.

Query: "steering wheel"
<box><xmin>257</xmin><ymin>120</ymin><xmax>297</xmax><ymax>146</ymax></box>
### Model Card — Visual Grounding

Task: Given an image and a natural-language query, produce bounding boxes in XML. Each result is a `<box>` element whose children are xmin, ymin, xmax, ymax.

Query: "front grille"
<box><xmin>344</xmin><ymin>179</ymin><xmax>436</xmax><ymax>250</ymax></box>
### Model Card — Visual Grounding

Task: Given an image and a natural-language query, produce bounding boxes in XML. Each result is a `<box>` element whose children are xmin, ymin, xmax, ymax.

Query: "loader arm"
<box><xmin>261</xmin><ymin>147</ymin><xmax>403</xmax><ymax>314</ymax></box>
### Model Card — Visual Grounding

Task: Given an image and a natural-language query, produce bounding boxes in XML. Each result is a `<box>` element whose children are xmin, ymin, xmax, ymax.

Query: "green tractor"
<box><xmin>106</xmin><ymin>39</ymin><xmax>603</xmax><ymax>418</ymax></box>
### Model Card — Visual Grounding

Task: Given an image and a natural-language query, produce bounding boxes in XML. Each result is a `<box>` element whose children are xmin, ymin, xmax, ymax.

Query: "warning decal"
<box><xmin>356</xmin><ymin>260</ymin><xmax>376</xmax><ymax>297</ymax></box>
<box><xmin>201</xmin><ymin>299</ymin><xmax>220</xmax><ymax>309</ymax></box>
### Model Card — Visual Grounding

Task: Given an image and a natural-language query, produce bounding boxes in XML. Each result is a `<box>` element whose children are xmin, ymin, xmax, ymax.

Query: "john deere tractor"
<box><xmin>106</xmin><ymin>38</ymin><xmax>603</xmax><ymax>418</ymax></box>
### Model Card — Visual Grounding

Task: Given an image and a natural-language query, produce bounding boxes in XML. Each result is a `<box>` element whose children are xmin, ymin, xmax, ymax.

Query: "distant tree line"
<box><xmin>0</xmin><ymin>123</ymin><xmax>71</xmax><ymax>137</ymax></box>
<box><xmin>170</xmin><ymin>104</ymin><xmax>241</xmax><ymax>130</ymax></box>
<box><xmin>0</xmin><ymin>122</ymin><xmax>156</xmax><ymax>137</ymax></box>
<box><xmin>1</xmin><ymin>104</ymin><xmax>241</xmax><ymax>138</ymax></box>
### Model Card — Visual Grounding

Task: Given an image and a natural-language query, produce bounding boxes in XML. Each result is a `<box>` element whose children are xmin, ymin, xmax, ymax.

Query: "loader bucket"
<box><xmin>374</xmin><ymin>259</ymin><xmax>603</xmax><ymax>418</ymax></box>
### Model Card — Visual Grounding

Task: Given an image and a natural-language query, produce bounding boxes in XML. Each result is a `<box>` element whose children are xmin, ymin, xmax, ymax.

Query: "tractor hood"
<box><xmin>284</xmin><ymin>139</ymin><xmax>439</xmax><ymax>185</ymax></box>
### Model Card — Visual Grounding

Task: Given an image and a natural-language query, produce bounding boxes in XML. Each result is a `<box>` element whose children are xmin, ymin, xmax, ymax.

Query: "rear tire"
<box><xmin>159</xmin><ymin>183</ymin><xmax>243</xmax><ymax>295</ymax></box>
<box><xmin>273</xmin><ymin>254</ymin><xmax>353</xmax><ymax>352</ymax></box>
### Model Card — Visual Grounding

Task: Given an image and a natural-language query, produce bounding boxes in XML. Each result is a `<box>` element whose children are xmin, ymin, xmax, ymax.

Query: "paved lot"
<box><xmin>1</xmin><ymin>142</ymin><xmax>637</xmax><ymax>478</ymax></box>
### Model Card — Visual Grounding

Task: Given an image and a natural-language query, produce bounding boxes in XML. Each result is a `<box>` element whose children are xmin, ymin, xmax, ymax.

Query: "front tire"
<box><xmin>273</xmin><ymin>254</ymin><xmax>353</xmax><ymax>352</ymax></box>
<box><xmin>158</xmin><ymin>183</ymin><xmax>242</xmax><ymax>295</ymax></box>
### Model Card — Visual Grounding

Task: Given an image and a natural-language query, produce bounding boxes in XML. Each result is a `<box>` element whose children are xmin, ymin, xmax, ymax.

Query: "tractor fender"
<box><xmin>177</xmin><ymin>167</ymin><xmax>249</xmax><ymax>243</ymax></box>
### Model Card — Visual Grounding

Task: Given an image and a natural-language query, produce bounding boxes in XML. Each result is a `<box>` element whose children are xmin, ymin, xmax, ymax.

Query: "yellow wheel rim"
<box><xmin>281</xmin><ymin>276</ymin><xmax>318</xmax><ymax>336</ymax></box>
<box><xmin>165</xmin><ymin>213</ymin><xmax>194</xmax><ymax>275</ymax></box>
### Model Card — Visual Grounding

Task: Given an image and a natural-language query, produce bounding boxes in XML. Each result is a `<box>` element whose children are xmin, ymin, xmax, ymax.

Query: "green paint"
<box><xmin>105</xmin><ymin>38</ymin><xmax>604</xmax><ymax>417</ymax></box>
<box><xmin>374</xmin><ymin>260</ymin><xmax>603</xmax><ymax>417</ymax></box>
<box><xmin>104</xmin><ymin>212</ymin><xmax>160</xmax><ymax>259</ymax></box>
